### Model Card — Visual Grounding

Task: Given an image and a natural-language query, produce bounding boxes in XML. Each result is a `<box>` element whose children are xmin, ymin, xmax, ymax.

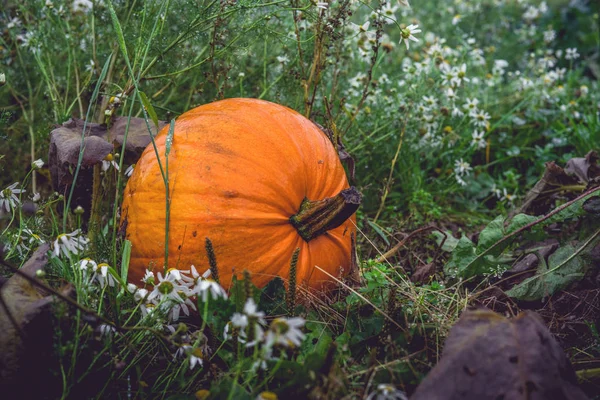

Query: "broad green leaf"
<box><xmin>506</xmin><ymin>245</ymin><xmax>585</xmax><ymax>301</ymax></box>
<box><xmin>432</xmin><ymin>231</ymin><xmax>460</xmax><ymax>252</ymax></box>
<box><xmin>139</xmin><ymin>91</ymin><xmax>159</xmax><ymax>129</ymax></box>
<box><xmin>443</xmin><ymin>235</ymin><xmax>478</xmax><ymax>278</ymax></box>
<box><xmin>477</xmin><ymin>215</ymin><xmax>505</xmax><ymax>254</ymax></box>
<box><xmin>506</xmin><ymin>214</ymin><xmax>539</xmax><ymax>234</ymax></box>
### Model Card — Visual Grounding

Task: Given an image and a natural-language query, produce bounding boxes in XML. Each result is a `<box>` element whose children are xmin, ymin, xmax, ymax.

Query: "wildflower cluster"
<box><xmin>131</xmin><ymin>266</ymin><xmax>227</xmax><ymax>322</ymax></box>
<box><xmin>224</xmin><ymin>298</ymin><xmax>306</xmax><ymax>371</ymax></box>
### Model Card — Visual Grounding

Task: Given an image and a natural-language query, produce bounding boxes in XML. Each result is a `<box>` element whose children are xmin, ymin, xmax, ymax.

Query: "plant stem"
<box><xmin>290</xmin><ymin>187</ymin><xmax>361</xmax><ymax>242</ymax></box>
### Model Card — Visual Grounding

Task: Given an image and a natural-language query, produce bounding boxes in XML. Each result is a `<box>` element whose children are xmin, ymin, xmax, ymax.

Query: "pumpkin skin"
<box><xmin>121</xmin><ymin>98</ymin><xmax>357</xmax><ymax>291</ymax></box>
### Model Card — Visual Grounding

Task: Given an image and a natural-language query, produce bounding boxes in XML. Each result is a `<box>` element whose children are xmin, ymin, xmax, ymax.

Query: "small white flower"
<box><xmin>231</xmin><ymin>313</ymin><xmax>249</xmax><ymax>328</ymax></box>
<box><xmin>381</xmin><ymin>4</ymin><xmax>398</xmax><ymax>23</ymax></box>
<box><xmin>445</xmin><ymin>88</ymin><xmax>458</xmax><ymax>102</ymax></box>
<box><xmin>169</xmin><ymin>292</ymin><xmax>197</xmax><ymax>321</ymax></box>
<box><xmin>398</xmin><ymin>0</ymin><xmax>410</xmax><ymax>7</ymax></box>
<box><xmin>276</xmin><ymin>55</ymin><xmax>290</xmax><ymax>64</ymax></box>
<box><xmin>471</xmin><ymin>130</ymin><xmax>486</xmax><ymax>149</ymax></box>
<box><xmin>7</xmin><ymin>17</ymin><xmax>21</xmax><ymax>29</ymax></box>
<box><xmin>127</xmin><ymin>283</ymin><xmax>138</xmax><ymax>293</ymax></box>
<box><xmin>463</xmin><ymin>98</ymin><xmax>479</xmax><ymax>111</ymax></box>
<box><xmin>0</xmin><ymin>73</ymin><xmax>5</xmax><ymax>85</ymax></box>
<box><xmin>147</xmin><ymin>271</ymin><xmax>186</xmax><ymax>303</ymax></box>
<box><xmin>471</xmin><ymin>110</ymin><xmax>491</xmax><ymax>128</ymax></box>
<box><xmin>366</xmin><ymin>383</ymin><xmax>408</xmax><ymax>400</ymax></box>
<box><xmin>52</xmin><ymin>229</ymin><xmax>89</xmax><ymax>258</ymax></box>
<box><xmin>80</xmin><ymin>258</ymin><xmax>98</xmax><ymax>273</ymax></box>
<box><xmin>174</xmin><ymin>345</ymin><xmax>204</xmax><ymax>370</ymax></box>
<box><xmin>188</xmin><ymin>348</ymin><xmax>203</xmax><ymax>369</ymax></box>
<box><xmin>544</xmin><ymin>29</ymin><xmax>556</xmax><ymax>43</ymax></box>
<box><xmin>0</xmin><ymin>182</ymin><xmax>24</xmax><ymax>213</ymax></box>
<box><xmin>98</xmin><ymin>324</ymin><xmax>117</xmax><ymax>339</ymax></box>
<box><xmin>85</xmin><ymin>59</ymin><xmax>96</xmax><ymax>74</ymax></box>
<box><xmin>32</xmin><ymin>159</ymin><xmax>44</xmax><ymax>169</ymax></box>
<box><xmin>523</xmin><ymin>6</ymin><xmax>540</xmax><ymax>21</ymax></box>
<box><xmin>165</xmin><ymin>268</ymin><xmax>183</xmax><ymax>282</ymax></box>
<box><xmin>580</xmin><ymin>85</ymin><xmax>589</xmax><ymax>96</ymax></box>
<box><xmin>134</xmin><ymin>288</ymin><xmax>149</xmax><ymax>302</ymax></box>
<box><xmin>102</xmin><ymin>154</ymin><xmax>120</xmax><ymax>171</ymax></box>
<box><xmin>565</xmin><ymin>48</ymin><xmax>579</xmax><ymax>60</ymax></box>
<box><xmin>142</xmin><ymin>269</ymin><xmax>155</xmax><ymax>285</ymax></box>
<box><xmin>316</xmin><ymin>1</ymin><xmax>328</xmax><ymax>10</ymax></box>
<box><xmin>264</xmin><ymin>317</ymin><xmax>306</xmax><ymax>349</ymax></box>
<box><xmin>125</xmin><ymin>164</ymin><xmax>135</xmax><ymax>177</ymax></box>
<box><xmin>452</xmin><ymin>14</ymin><xmax>461</xmax><ymax>25</ymax></box>
<box><xmin>399</xmin><ymin>24</ymin><xmax>421</xmax><ymax>50</ymax></box>
<box><xmin>491</xmin><ymin>184</ymin><xmax>503</xmax><ymax>199</ymax></box>
<box><xmin>454</xmin><ymin>158</ymin><xmax>472</xmax><ymax>176</ymax></box>
<box><xmin>243</xmin><ymin>298</ymin><xmax>266</xmax><ymax>324</ymax></box>
<box><xmin>194</xmin><ymin>278</ymin><xmax>228</xmax><ymax>302</ymax></box>
<box><xmin>95</xmin><ymin>263</ymin><xmax>117</xmax><ymax>287</ymax></box>
<box><xmin>72</xmin><ymin>0</ymin><xmax>94</xmax><ymax>13</ymax></box>
<box><xmin>501</xmin><ymin>188</ymin><xmax>516</xmax><ymax>204</ymax></box>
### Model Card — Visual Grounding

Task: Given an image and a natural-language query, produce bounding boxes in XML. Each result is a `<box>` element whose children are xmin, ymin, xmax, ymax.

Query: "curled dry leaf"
<box><xmin>0</xmin><ymin>244</ymin><xmax>72</xmax><ymax>396</ymax></box>
<box><xmin>48</xmin><ymin>117</ymin><xmax>167</xmax><ymax>217</ymax></box>
<box><xmin>564</xmin><ymin>150</ymin><xmax>600</xmax><ymax>185</ymax></box>
<box><xmin>49</xmin><ymin>117</ymin><xmax>167</xmax><ymax>191</ymax></box>
<box><xmin>519</xmin><ymin>152</ymin><xmax>600</xmax><ymax>216</ymax></box>
<box><xmin>411</xmin><ymin>308</ymin><xmax>589</xmax><ymax>400</ymax></box>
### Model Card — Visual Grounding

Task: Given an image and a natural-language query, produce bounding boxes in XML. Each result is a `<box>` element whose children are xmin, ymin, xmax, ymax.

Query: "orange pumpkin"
<box><xmin>120</xmin><ymin>98</ymin><xmax>360</xmax><ymax>291</ymax></box>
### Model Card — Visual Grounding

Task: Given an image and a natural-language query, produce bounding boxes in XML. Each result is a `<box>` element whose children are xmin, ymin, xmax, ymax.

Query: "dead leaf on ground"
<box><xmin>411</xmin><ymin>308</ymin><xmax>588</xmax><ymax>400</ymax></box>
<box><xmin>0</xmin><ymin>244</ymin><xmax>72</xmax><ymax>396</ymax></box>
<box><xmin>517</xmin><ymin>161</ymin><xmax>580</xmax><ymax>216</ymax></box>
<box><xmin>411</xmin><ymin>262</ymin><xmax>436</xmax><ymax>283</ymax></box>
<box><xmin>518</xmin><ymin>152</ymin><xmax>600</xmax><ymax>216</ymax></box>
<box><xmin>48</xmin><ymin>117</ymin><xmax>167</xmax><ymax>218</ymax></box>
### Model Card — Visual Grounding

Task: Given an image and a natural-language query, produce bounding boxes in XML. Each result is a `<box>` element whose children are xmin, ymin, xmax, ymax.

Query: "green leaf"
<box><xmin>443</xmin><ymin>235</ymin><xmax>478</xmax><ymax>278</ymax></box>
<box><xmin>477</xmin><ymin>215</ymin><xmax>505</xmax><ymax>254</ymax></box>
<box><xmin>367</xmin><ymin>220</ymin><xmax>390</xmax><ymax>246</ymax></box>
<box><xmin>506</xmin><ymin>245</ymin><xmax>586</xmax><ymax>301</ymax></box>
<box><xmin>139</xmin><ymin>91</ymin><xmax>159</xmax><ymax>130</ymax></box>
<box><xmin>120</xmin><ymin>240</ymin><xmax>131</xmax><ymax>283</ymax></box>
<box><xmin>432</xmin><ymin>230</ymin><xmax>460</xmax><ymax>252</ymax></box>
<box><xmin>506</xmin><ymin>214</ymin><xmax>539</xmax><ymax>234</ymax></box>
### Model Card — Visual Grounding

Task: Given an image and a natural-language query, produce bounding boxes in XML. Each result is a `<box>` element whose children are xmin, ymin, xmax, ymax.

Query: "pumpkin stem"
<box><xmin>290</xmin><ymin>187</ymin><xmax>362</xmax><ymax>242</ymax></box>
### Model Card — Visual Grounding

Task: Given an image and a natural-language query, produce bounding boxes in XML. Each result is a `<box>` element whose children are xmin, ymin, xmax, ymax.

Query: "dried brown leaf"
<box><xmin>411</xmin><ymin>309</ymin><xmax>588</xmax><ymax>400</ymax></box>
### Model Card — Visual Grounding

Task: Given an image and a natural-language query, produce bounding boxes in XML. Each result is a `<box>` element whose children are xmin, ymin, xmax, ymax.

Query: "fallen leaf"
<box><xmin>564</xmin><ymin>151</ymin><xmax>600</xmax><ymax>184</ymax></box>
<box><xmin>0</xmin><ymin>244</ymin><xmax>72</xmax><ymax>396</ymax></box>
<box><xmin>506</xmin><ymin>244</ymin><xmax>586</xmax><ymax>301</ymax></box>
<box><xmin>48</xmin><ymin>117</ymin><xmax>167</xmax><ymax>217</ymax></box>
<box><xmin>411</xmin><ymin>309</ymin><xmax>589</xmax><ymax>400</ymax></box>
<box><xmin>411</xmin><ymin>262</ymin><xmax>436</xmax><ymax>283</ymax></box>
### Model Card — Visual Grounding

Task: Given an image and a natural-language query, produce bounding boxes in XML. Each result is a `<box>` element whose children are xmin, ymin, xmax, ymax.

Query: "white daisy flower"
<box><xmin>399</xmin><ymin>24</ymin><xmax>421</xmax><ymax>50</ymax></box>
<box><xmin>454</xmin><ymin>158</ymin><xmax>472</xmax><ymax>176</ymax></box>
<box><xmin>52</xmin><ymin>229</ymin><xmax>89</xmax><ymax>258</ymax></box>
<box><xmin>0</xmin><ymin>182</ymin><xmax>24</xmax><ymax>213</ymax></box>
<box><xmin>31</xmin><ymin>159</ymin><xmax>44</xmax><ymax>169</ymax></box>
<box><xmin>471</xmin><ymin>130</ymin><xmax>486</xmax><ymax>149</ymax></box>
<box><xmin>194</xmin><ymin>278</ymin><xmax>228</xmax><ymax>302</ymax></box>
<box><xmin>264</xmin><ymin>317</ymin><xmax>306</xmax><ymax>349</ymax></box>
<box><xmin>147</xmin><ymin>271</ymin><xmax>187</xmax><ymax>303</ymax></box>
<box><xmin>125</xmin><ymin>164</ymin><xmax>135</xmax><ymax>177</ymax></box>
<box><xmin>141</xmin><ymin>269</ymin><xmax>155</xmax><ymax>285</ymax></box>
